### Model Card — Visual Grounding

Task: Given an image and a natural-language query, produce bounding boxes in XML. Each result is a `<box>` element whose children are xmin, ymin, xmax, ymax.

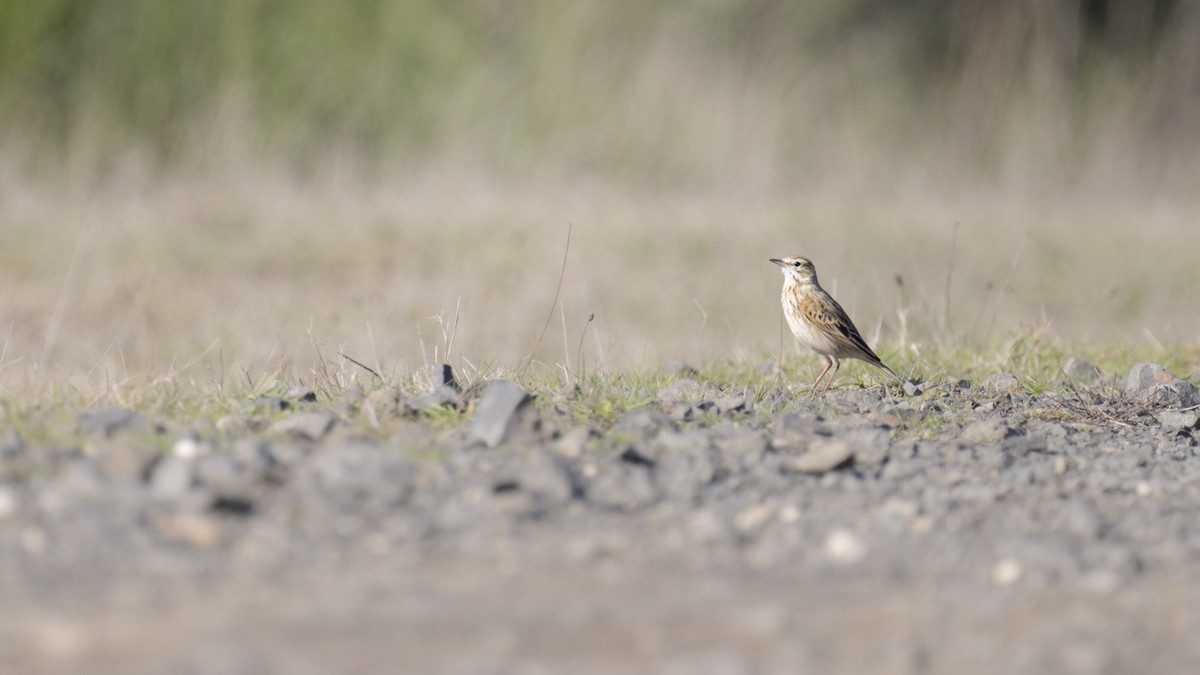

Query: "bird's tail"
<box><xmin>875</xmin><ymin>361</ymin><xmax>902</xmax><ymax>382</ymax></box>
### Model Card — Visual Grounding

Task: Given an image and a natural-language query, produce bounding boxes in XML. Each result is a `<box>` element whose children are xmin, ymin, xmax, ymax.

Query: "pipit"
<box><xmin>770</xmin><ymin>256</ymin><xmax>899</xmax><ymax>395</ymax></box>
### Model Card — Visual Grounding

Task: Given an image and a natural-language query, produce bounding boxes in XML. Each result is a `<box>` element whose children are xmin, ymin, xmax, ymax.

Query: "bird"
<box><xmin>770</xmin><ymin>256</ymin><xmax>899</xmax><ymax>395</ymax></box>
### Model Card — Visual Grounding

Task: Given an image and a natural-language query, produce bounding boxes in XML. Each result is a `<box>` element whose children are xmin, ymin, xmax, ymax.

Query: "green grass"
<box><xmin>4</xmin><ymin>335</ymin><xmax>1193</xmax><ymax>457</ymax></box>
<box><xmin>3</xmin><ymin>2</ymin><xmax>1199</xmax><ymax>188</ymax></box>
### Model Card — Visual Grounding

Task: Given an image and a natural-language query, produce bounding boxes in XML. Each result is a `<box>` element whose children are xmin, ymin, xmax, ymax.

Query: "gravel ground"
<box><xmin>3</xmin><ymin>362</ymin><xmax>1200</xmax><ymax>674</ymax></box>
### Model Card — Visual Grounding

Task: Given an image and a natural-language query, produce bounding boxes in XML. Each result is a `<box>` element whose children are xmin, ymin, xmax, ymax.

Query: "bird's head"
<box><xmin>770</xmin><ymin>256</ymin><xmax>819</xmax><ymax>285</ymax></box>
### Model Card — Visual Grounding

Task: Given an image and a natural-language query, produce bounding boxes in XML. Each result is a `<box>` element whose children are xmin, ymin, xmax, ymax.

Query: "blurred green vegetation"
<box><xmin>0</xmin><ymin>0</ymin><xmax>1195</xmax><ymax>182</ymax></box>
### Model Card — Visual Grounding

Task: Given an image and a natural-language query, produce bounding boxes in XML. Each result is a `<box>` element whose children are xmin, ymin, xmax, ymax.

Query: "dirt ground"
<box><xmin>3</xmin><ymin>369</ymin><xmax>1200</xmax><ymax>674</ymax></box>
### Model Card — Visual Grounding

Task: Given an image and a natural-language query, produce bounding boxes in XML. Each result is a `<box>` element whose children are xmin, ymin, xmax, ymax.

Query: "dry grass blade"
<box><xmin>1049</xmin><ymin>377</ymin><xmax>1159</xmax><ymax>428</ymax></box>
<box><xmin>518</xmin><ymin>223</ymin><xmax>571</xmax><ymax>378</ymax></box>
<box><xmin>340</xmin><ymin>351</ymin><xmax>382</xmax><ymax>382</ymax></box>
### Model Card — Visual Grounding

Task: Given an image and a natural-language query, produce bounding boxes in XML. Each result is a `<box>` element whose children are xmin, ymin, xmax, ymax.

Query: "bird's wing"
<box><xmin>814</xmin><ymin>290</ymin><xmax>886</xmax><ymax>366</ymax></box>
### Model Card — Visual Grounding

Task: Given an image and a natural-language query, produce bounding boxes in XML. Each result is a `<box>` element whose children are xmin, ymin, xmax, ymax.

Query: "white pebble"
<box><xmin>992</xmin><ymin>558</ymin><xmax>1022</xmax><ymax>586</ymax></box>
<box><xmin>824</xmin><ymin>528</ymin><xmax>866</xmax><ymax>565</ymax></box>
<box><xmin>0</xmin><ymin>486</ymin><xmax>18</xmax><ymax>519</ymax></box>
<box><xmin>172</xmin><ymin>437</ymin><xmax>205</xmax><ymax>460</ymax></box>
<box><xmin>735</xmin><ymin>505</ymin><xmax>775</xmax><ymax>533</ymax></box>
<box><xmin>778</xmin><ymin>505</ymin><xmax>801</xmax><ymax>524</ymax></box>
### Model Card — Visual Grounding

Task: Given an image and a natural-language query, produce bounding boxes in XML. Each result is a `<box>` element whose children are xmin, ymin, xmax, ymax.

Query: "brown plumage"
<box><xmin>771</xmin><ymin>256</ymin><xmax>898</xmax><ymax>395</ymax></box>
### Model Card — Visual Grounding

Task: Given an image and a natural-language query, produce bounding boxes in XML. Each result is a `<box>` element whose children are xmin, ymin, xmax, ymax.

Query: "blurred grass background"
<box><xmin>1</xmin><ymin>1</ymin><xmax>1198</xmax><ymax>393</ymax></box>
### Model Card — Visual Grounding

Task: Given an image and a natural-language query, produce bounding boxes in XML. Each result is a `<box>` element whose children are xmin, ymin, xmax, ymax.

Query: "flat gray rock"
<box><xmin>294</xmin><ymin>443</ymin><xmax>416</xmax><ymax>516</ymax></box>
<box><xmin>779</xmin><ymin>437</ymin><xmax>853</xmax><ymax>474</ymax></box>
<box><xmin>1064</xmin><ymin>357</ymin><xmax>1101</xmax><ymax>382</ymax></box>
<box><xmin>552</xmin><ymin>426</ymin><xmax>591</xmax><ymax>459</ymax></box>
<box><xmin>470</xmin><ymin>380</ymin><xmax>533</xmax><ymax>448</ymax></box>
<box><xmin>770</xmin><ymin>413</ymin><xmax>832</xmax><ymax>454</ymax></box>
<box><xmin>91</xmin><ymin>439</ymin><xmax>159</xmax><ymax>483</ymax></box>
<box><xmin>655</xmin><ymin>437</ymin><xmax>721</xmax><ymax>500</ymax></box>
<box><xmin>405</xmin><ymin>389</ymin><xmax>462</xmax><ymax>414</ymax></box>
<box><xmin>491</xmin><ymin>450</ymin><xmax>576</xmax><ymax>514</ymax></box>
<box><xmin>1156</xmin><ymin>410</ymin><xmax>1199</xmax><ymax>430</ymax></box>
<box><xmin>1126</xmin><ymin>363</ymin><xmax>1200</xmax><ymax>408</ymax></box>
<box><xmin>962</xmin><ymin>418</ymin><xmax>1012</xmax><ymax>444</ymax></box>
<box><xmin>845</xmin><ymin>427</ymin><xmax>892</xmax><ymax>467</ymax></box>
<box><xmin>612</xmin><ymin>408</ymin><xmax>671</xmax><ymax>441</ymax></box>
<box><xmin>657</xmin><ymin>378</ymin><xmax>705</xmax><ymax>403</ymax></box>
<box><xmin>984</xmin><ymin>373</ymin><xmax>1022</xmax><ymax>393</ymax></box>
<box><xmin>584</xmin><ymin>461</ymin><xmax>657</xmax><ymax>511</ymax></box>
<box><xmin>711</xmin><ymin>396</ymin><xmax>747</xmax><ymax>414</ymax></box>
<box><xmin>78</xmin><ymin>406</ymin><xmax>149</xmax><ymax>438</ymax></box>
<box><xmin>195</xmin><ymin>453</ymin><xmax>256</xmax><ymax>506</ymax></box>
<box><xmin>269</xmin><ymin>411</ymin><xmax>336</xmax><ymax>441</ymax></box>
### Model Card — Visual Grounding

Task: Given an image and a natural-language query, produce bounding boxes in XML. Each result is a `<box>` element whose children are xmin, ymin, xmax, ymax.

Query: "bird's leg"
<box><xmin>809</xmin><ymin>356</ymin><xmax>834</xmax><ymax>397</ymax></box>
<box><xmin>818</xmin><ymin>358</ymin><xmax>840</xmax><ymax>396</ymax></box>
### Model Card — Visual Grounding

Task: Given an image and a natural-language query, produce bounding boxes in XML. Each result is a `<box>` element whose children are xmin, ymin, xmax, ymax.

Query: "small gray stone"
<box><xmin>664</xmin><ymin>401</ymin><xmax>697</xmax><ymax>422</ymax></box>
<box><xmin>845</xmin><ymin>427</ymin><xmax>892</xmax><ymax>466</ymax></box>
<box><xmin>1156</xmin><ymin>410</ymin><xmax>1200</xmax><ymax>430</ymax></box>
<box><xmin>405</xmin><ymin>389</ymin><xmax>462</xmax><ymax>414</ymax></box>
<box><xmin>1126</xmin><ymin>362</ymin><xmax>1167</xmax><ymax>394</ymax></box>
<box><xmin>962</xmin><ymin>418</ymin><xmax>1012</xmax><ymax>444</ymax></box>
<box><xmin>77</xmin><ymin>406</ymin><xmax>148</xmax><ymax>438</ymax></box>
<box><xmin>553</xmin><ymin>426</ymin><xmax>591</xmax><ymax>459</ymax></box>
<box><xmin>612</xmin><ymin>407</ymin><xmax>670</xmax><ymax>441</ymax></box>
<box><xmin>712</xmin><ymin>428</ymin><xmax>767</xmax><ymax>472</ymax></box>
<box><xmin>195</xmin><ymin>453</ymin><xmax>256</xmax><ymax>505</ymax></box>
<box><xmin>779</xmin><ymin>438</ymin><xmax>853</xmax><ymax>474</ymax></box>
<box><xmin>364</xmin><ymin>388</ymin><xmax>405</xmax><ymax>424</ymax></box>
<box><xmin>284</xmin><ymin>386</ymin><xmax>317</xmax><ymax>403</ymax></box>
<box><xmin>215</xmin><ymin>414</ymin><xmax>267</xmax><ymax>435</ymax></box>
<box><xmin>654</xmin><ymin>429</ymin><xmax>710</xmax><ymax>454</ymax></box>
<box><xmin>0</xmin><ymin>430</ymin><xmax>23</xmax><ymax>459</ymax></box>
<box><xmin>269</xmin><ymin>411</ymin><xmax>336</xmax><ymax>441</ymax></box>
<box><xmin>90</xmin><ymin>440</ymin><xmax>159</xmax><ymax>483</ymax></box>
<box><xmin>618</xmin><ymin>444</ymin><xmax>657</xmax><ymax>467</ymax></box>
<box><xmin>585</xmin><ymin>462</ymin><xmax>657</xmax><ymax>511</ymax></box>
<box><xmin>713</xmin><ymin>428</ymin><xmax>767</xmax><ymax>457</ymax></box>
<box><xmin>1001</xmin><ymin>434</ymin><xmax>1047</xmax><ymax>456</ymax></box>
<box><xmin>150</xmin><ymin>457</ymin><xmax>197</xmax><ymax>501</ymax></box>
<box><xmin>299</xmin><ymin>443</ymin><xmax>416</xmax><ymax>515</ymax></box>
<box><xmin>508</xmin><ymin>450</ymin><xmax>576</xmax><ymax>507</ymax></box>
<box><xmin>229</xmin><ymin>438</ymin><xmax>283</xmax><ymax>483</ymax></box>
<box><xmin>430</xmin><ymin>363</ymin><xmax>460</xmax><ymax>391</ymax></box>
<box><xmin>711</xmin><ymin>396</ymin><xmax>747</xmax><ymax>414</ymax></box>
<box><xmin>657</xmin><ymin>378</ymin><xmax>704</xmax><ymax>403</ymax></box>
<box><xmin>261</xmin><ymin>440</ymin><xmax>311</xmax><ymax>469</ymax></box>
<box><xmin>656</xmin><ymin>440</ymin><xmax>721</xmax><ymax>500</ymax></box>
<box><xmin>771</xmin><ymin>413</ymin><xmax>829</xmax><ymax>452</ymax></box>
<box><xmin>902</xmin><ymin>381</ymin><xmax>921</xmax><ymax>397</ymax></box>
<box><xmin>470</xmin><ymin>380</ymin><xmax>533</xmax><ymax>448</ymax></box>
<box><xmin>1126</xmin><ymin>363</ymin><xmax>1200</xmax><ymax>408</ymax></box>
<box><xmin>984</xmin><ymin>373</ymin><xmax>1022</xmax><ymax>393</ymax></box>
<box><xmin>1063</xmin><ymin>357</ymin><xmax>1101</xmax><ymax>382</ymax></box>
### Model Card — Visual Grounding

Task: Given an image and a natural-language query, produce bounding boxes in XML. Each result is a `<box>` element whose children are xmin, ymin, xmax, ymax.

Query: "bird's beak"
<box><xmin>769</xmin><ymin>258</ymin><xmax>785</xmax><ymax>267</ymax></box>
